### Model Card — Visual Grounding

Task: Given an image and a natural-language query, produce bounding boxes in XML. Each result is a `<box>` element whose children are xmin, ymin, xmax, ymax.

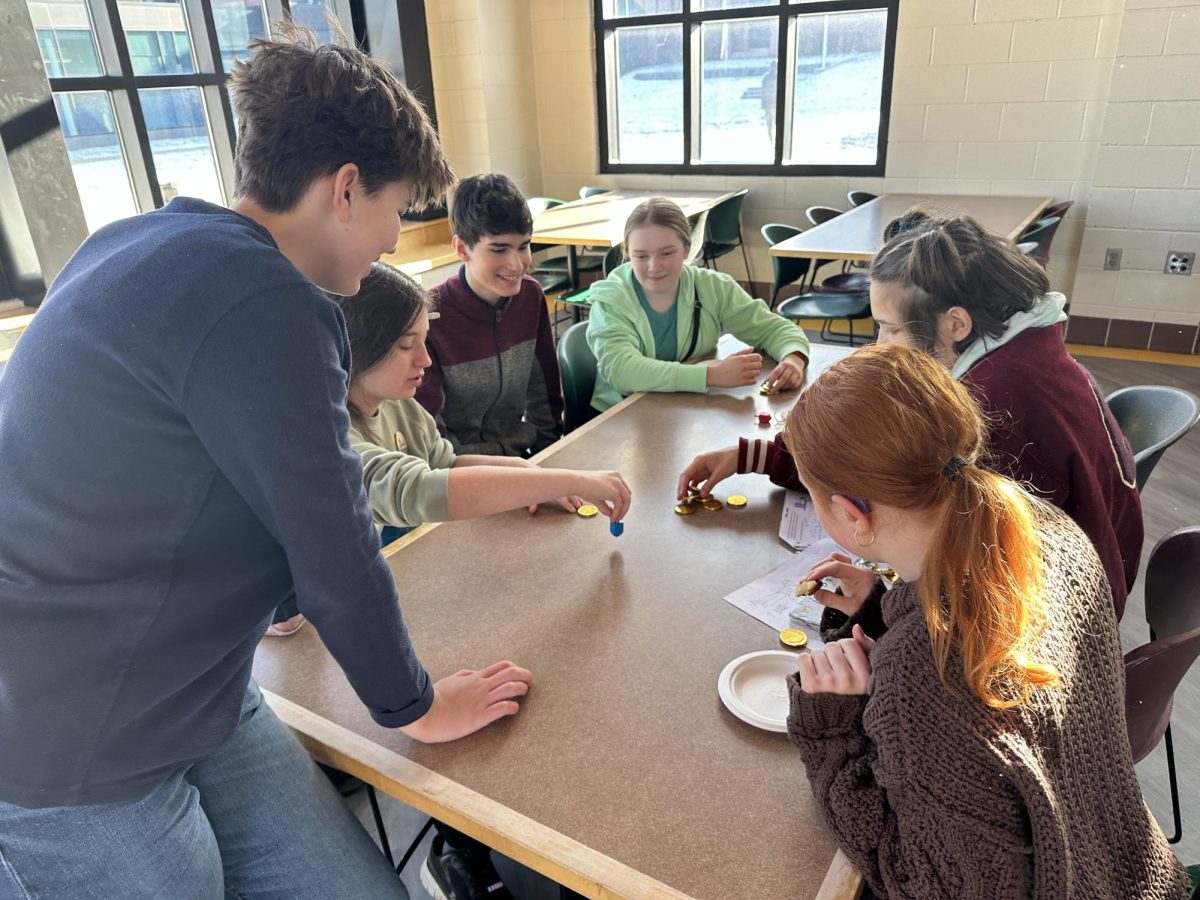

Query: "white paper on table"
<box><xmin>779</xmin><ymin>490</ymin><xmax>825</xmax><ymax>551</ymax></box>
<box><xmin>723</xmin><ymin>536</ymin><xmax>842</xmax><ymax>648</ymax></box>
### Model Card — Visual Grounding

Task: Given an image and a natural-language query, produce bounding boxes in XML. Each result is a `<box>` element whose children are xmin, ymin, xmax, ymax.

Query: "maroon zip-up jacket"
<box><xmin>417</xmin><ymin>267</ymin><xmax>564</xmax><ymax>456</ymax></box>
<box><xmin>741</xmin><ymin>325</ymin><xmax>1142</xmax><ymax>618</ymax></box>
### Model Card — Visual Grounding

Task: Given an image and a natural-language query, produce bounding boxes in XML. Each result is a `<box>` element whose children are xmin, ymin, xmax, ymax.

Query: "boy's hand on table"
<box><xmin>401</xmin><ymin>661</ymin><xmax>533</xmax><ymax>742</ymax></box>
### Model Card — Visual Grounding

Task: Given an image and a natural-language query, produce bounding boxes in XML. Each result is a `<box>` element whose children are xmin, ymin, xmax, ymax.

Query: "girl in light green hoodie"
<box><xmin>585</xmin><ymin>197</ymin><xmax>811</xmax><ymax>412</ymax></box>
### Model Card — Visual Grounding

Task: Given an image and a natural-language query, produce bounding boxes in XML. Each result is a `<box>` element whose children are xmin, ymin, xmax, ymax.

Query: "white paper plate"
<box><xmin>717</xmin><ymin>650</ymin><xmax>799</xmax><ymax>733</ymax></box>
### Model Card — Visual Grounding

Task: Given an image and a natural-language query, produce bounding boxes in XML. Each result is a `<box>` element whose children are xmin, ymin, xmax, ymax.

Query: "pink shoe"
<box><xmin>265</xmin><ymin>614</ymin><xmax>307</xmax><ymax>637</ymax></box>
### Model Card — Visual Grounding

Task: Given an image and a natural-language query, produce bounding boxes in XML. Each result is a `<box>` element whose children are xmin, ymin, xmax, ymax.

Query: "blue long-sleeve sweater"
<box><xmin>0</xmin><ymin>198</ymin><xmax>432</xmax><ymax>808</ymax></box>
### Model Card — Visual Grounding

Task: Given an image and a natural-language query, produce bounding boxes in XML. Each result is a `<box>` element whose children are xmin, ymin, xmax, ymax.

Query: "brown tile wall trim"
<box><xmin>1107</xmin><ymin>318</ymin><xmax>1154</xmax><ymax>351</ymax></box>
<box><xmin>1149</xmin><ymin>322</ymin><xmax>1199</xmax><ymax>355</ymax></box>
<box><xmin>1065</xmin><ymin>315</ymin><xmax>1109</xmax><ymax>347</ymax></box>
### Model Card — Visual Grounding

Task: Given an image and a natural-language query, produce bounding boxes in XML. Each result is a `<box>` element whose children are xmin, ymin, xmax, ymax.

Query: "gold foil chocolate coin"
<box><xmin>779</xmin><ymin>629</ymin><xmax>809</xmax><ymax>648</ymax></box>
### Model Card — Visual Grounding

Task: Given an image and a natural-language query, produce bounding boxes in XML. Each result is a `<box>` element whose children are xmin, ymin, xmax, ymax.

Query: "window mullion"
<box><xmin>109</xmin><ymin>89</ymin><xmax>159</xmax><ymax>211</ymax></box>
<box><xmin>96</xmin><ymin>0</ymin><xmax>165</xmax><ymax>208</ymax></box>
<box><xmin>183</xmin><ymin>0</ymin><xmax>221</xmax><ymax>75</ymax></box>
<box><xmin>779</xmin><ymin>12</ymin><xmax>796</xmax><ymax>166</ymax></box>
<box><xmin>82</xmin><ymin>0</ymin><xmax>122</xmax><ymax>75</ymax></box>
<box><xmin>683</xmin><ymin>19</ymin><xmax>695</xmax><ymax>166</ymax></box>
<box><xmin>265</xmin><ymin>0</ymin><xmax>288</xmax><ymax>31</ymax></box>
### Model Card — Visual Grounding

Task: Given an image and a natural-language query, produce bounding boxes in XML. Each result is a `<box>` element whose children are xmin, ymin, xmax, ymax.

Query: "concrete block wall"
<box><xmin>428</xmin><ymin>0</ymin><xmax>1200</xmax><ymax>349</ymax></box>
<box><xmin>1069</xmin><ymin>1</ymin><xmax>1200</xmax><ymax>353</ymax></box>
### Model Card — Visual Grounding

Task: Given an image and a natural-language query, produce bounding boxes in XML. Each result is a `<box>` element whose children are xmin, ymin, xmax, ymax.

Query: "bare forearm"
<box><xmin>446</xmin><ymin>466</ymin><xmax>582</xmax><ymax>519</ymax></box>
<box><xmin>454</xmin><ymin>455</ymin><xmax>529</xmax><ymax>469</ymax></box>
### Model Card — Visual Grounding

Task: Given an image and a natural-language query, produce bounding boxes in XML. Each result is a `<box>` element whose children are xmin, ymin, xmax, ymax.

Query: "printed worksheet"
<box><xmin>778</xmin><ymin>490</ymin><xmax>825</xmax><ymax>551</ymax></box>
<box><xmin>723</xmin><ymin>536</ymin><xmax>842</xmax><ymax>648</ymax></box>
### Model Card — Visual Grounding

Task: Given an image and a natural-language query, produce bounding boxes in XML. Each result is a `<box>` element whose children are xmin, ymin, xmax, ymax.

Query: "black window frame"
<box><xmin>35</xmin><ymin>0</ymin><xmax>436</xmax><ymax>214</ymax></box>
<box><xmin>593</xmin><ymin>0</ymin><xmax>899</xmax><ymax>177</ymax></box>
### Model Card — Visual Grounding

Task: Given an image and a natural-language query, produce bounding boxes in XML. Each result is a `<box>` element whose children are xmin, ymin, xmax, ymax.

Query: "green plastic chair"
<box><xmin>1017</xmin><ymin>215</ymin><xmax>1061</xmax><ymax>266</ymax></box>
<box><xmin>701</xmin><ymin>189</ymin><xmax>751</xmax><ymax>278</ymax></box>
<box><xmin>529</xmin><ymin>196</ymin><xmax>567</xmax><ymax>259</ymax></box>
<box><xmin>529</xmin><ymin>195</ymin><xmax>603</xmax><ymax>285</ymax></box>
<box><xmin>557</xmin><ymin>245</ymin><xmax>624</xmax><ymax>310</ymax></box>
<box><xmin>557</xmin><ymin>321</ymin><xmax>600</xmax><ymax>433</ymax></box>
<box><xmin>760</xmin><ymin>223</ymin><xmax>813</xmax><ymax>310</ymax></box>
<box><xmin>579</xmin><ymin>186</ymin><xmax>611</xmax><ymax>199</ymax></box>
<box><xmin>527</xmin><ymin>196</ymin><xmax>564</xmax><ymax>217</ymax></box>
<box><xmin>778</xmin><ymin>291</ymin><xmax>872</xmax><ymax>346</ymax></box>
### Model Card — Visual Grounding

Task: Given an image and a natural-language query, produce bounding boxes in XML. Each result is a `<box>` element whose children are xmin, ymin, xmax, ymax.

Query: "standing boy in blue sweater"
<box><xmin>0</xmin><ymin>26</ymin><xmax>531</xmax><ymax>899</ymax></box>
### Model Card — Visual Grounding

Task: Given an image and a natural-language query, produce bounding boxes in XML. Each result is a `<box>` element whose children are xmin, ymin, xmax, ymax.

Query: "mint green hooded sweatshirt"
<box><xmin>586</xmin><ymin>263</ymin><xmax>811</xmax><ymax>411</ymax></box>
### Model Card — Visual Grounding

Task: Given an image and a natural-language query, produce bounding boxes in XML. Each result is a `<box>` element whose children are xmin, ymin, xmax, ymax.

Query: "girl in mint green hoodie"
<box><xmin>585</xmin><ymin>197</ymin><xmax>811</xmax><ymax>412</ymax></box>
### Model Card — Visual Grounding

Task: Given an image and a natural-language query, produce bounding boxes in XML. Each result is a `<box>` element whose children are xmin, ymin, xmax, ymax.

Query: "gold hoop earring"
<box><xmin>854</xmin><ymin>529</ymin><xmax>876</xmax><ymax>548</ymax></box>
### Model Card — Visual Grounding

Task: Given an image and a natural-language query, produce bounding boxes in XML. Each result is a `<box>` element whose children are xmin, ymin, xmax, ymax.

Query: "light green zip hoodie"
<box><xmin>586</xmin><ymin>263</ymin><xmax>811</xmax><ymax>411</ymax></box>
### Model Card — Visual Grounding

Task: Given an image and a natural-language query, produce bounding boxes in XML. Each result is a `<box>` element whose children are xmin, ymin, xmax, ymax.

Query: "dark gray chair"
<box><xmin>557</xmin><ymin>321</ymin><xmax>599</xmax><ymax>433</ymax></box>
<box><xmin>1105</xmin><ymin>386</ymin><xmax>1200</xmax><ymax>491</ymax></box>
<box><xmin>701</xmin><ymin>189</ymin><xmax>751</xmax><ymax>279</ymax></box>
<box><xmin>1138</xmin><ymin>526</ymin><xmax>1200</xmax><ymax>844</ymax></box>
<box><xmin>847</xmin><ymin>190</ymin><xmax>877</xmax><ymax>207</ymax></box>
<box><xmin>1017</xmin><ymin>215</ymin><xmax>1061</xmax><ymax>266</ymax></box>
<box><xmin>778</xmin><ymin>291</ymin><xmax>872</xmax><ymax>346</ymax></box>
<box><xmin>760</xmin><ymin>223</ymin><xmax>813</xmax><ymax>309</ymax></box>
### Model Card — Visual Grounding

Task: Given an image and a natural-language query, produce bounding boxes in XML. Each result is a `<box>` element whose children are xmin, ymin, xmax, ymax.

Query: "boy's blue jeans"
<box><xmin>0</xmin><ymin>680</ymin><xmax>407</xmax><ymax>900</ymax></box>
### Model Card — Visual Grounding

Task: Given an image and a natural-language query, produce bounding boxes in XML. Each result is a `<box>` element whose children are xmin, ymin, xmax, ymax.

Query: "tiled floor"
<box><xmin>359</xmin><ymin>343</ymin><xmax>1200</xmax><ymax>896</ymax></box>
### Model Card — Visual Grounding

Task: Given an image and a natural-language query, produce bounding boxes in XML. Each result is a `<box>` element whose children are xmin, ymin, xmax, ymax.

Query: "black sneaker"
<box><xmin>420</xmin><ymin>834</ymin><xmax>511</xmax><ymax>900</ymax></box>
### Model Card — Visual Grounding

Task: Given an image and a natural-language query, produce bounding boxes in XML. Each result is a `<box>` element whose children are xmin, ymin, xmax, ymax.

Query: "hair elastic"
<box><xmin>943</xmin><ymin>457</ymin><xmax>968</xmax><ymax>479</ymax></box>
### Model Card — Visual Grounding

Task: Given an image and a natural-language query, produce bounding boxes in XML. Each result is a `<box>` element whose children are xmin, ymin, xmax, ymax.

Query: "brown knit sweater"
<box><xmin>788</xmin><ymin>506</ymin><xmax>1189</xmax><ymax>899</ymax></box>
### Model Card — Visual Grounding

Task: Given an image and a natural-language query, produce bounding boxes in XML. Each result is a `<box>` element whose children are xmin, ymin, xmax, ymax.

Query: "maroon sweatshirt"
<box><xmin>741</xmin><ymin>325</ymin><xmax>1142</xmax><ymax>618</ymax></box>
<box><xmin>416</xmin><ymin>267</ymin><xmax>564</xmax><ymax>456</ymax></box>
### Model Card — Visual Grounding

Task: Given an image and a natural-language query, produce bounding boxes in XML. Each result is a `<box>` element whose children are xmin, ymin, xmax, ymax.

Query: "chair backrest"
<box><xmin>685</xmin><ymin>209</ymin><xmax>709</xmax><ymax>265</ymax></box>
<box><xmin>579</xmin><ymin>186</ymin><xmax>611</xmax><ymax>199</ymax></box>
<box><xmin>1018</xmin><ymin>215</ymin><xmax>1061</xmax><ymax>265</ymax></box>
<box><xmin>527</xmin><ymin>196</ymin><xmax>565</xmax><ymax>217</ymax></box>
<box><xmin>1105</xmin><ymin>385</ymin><xmax>1200</xmax><ymax>491</ymax></box>
<box><xmin>557</xmin><ymin>321</ymin><xmax>599</xmax><ymax>433</ymax></box>
<box><xmin>806</xmin><ymin>206</ymin><xmax>842</xmax><ymax>226</ymax></box>
<box><xmin>703</xmin><ymin>190</ymin><xmax>748</xmax><ymax>246</ymax></box>
<box><xmin>1042</xmin><ymin>199</ymin><xmax>1074</xmax><ymax>220</ymax></box>
<box><xmin>847</xmin><ymin>190</ymin><xmax>877</xmax><ymax>207</ymax></box>
<box><xmin>1017</xmin><ymin>241</ymin><xmax>1038</xmax><ymax>255</ymax></box>
<box><xmin>602</xmin><ymin>244</ymin><xmax>624</xmax><ymax>276</ymax></box>
<box><xmin>760</xmin><ymin>223</ymin><xmax>811</xmax><ymax>304</ymax></box>
<box><xmin>1144</xmin><ymin>527</ymin><xmax>1200</xmax><ymax>639</ymax></box>
<box><xmin>1124</xmin><ymin>624</ymin><xmax>1200</xmax><ymax>763</ymax></box>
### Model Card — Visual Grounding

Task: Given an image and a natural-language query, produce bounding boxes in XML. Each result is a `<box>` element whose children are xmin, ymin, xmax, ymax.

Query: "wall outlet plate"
<box><xmin>1165</xmin><ymin>251</ymin><xmax>1194</xmax><ymax>275</ymax></box>
<box><xmin>1104</xmin><ymin>248</ymin><xmax>1122</xmax><ymax>271</ymax></box>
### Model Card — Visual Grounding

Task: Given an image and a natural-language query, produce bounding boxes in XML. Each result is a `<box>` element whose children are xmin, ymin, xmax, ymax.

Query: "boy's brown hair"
<box><xmin>228</xmin><ymin>22</ymin><xmax>454</xmax><ymax>213</ymax></box>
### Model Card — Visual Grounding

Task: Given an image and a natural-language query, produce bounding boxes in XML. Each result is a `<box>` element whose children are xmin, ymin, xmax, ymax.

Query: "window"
<box><xmin>26</xmin><ymin>0</ymin><xmax>436</xmax><ymax>232</ymax></box>
<box><xmin>594</xmin><ymin>0</ymin><xmax>897</xmax><ymax>176</ymax></box>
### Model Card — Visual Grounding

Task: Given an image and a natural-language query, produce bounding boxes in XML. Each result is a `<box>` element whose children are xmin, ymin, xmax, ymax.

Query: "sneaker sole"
<box><xmin>419</xmin><ymin>858</ymin><xmax>452</xmax><ymax>900</ymax></box>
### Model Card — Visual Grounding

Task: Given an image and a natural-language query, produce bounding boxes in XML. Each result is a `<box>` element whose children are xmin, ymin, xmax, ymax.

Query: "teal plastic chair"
<box><xmin>701</xmin><ymin>189</ymin><xmax>751</xmax><ymax>278</ymax></box>
<box><xmin>530</xmin><ymin>196</ymin><xmax>602</xmax><ymax>289</ymax></box>
<box><xmin>557</xmin><ymin>321</ymin><xmax>599</xmax><ymax>433</ymax></box>
<box><xmin>760</xmin><ymin>223</ymin><xmax>813</xmax><ymax>310</ymax></box>
<box><xmin>579</xmin><ymin>186</ymin><xmax>611</xmax><ymax>199</ymax></box>
<box><xmin>778</xmin><ymin>291</ymin><xmax>872</xmax><ymax>346</ymax></box>
<box><xmin>1017</xmin><ymin>215</ymin><xmax>1061</xmax><ymax>266</ymax></box>
<box><xmin>557</xmin><ymin>245</ymin><xmax>624</xmax><ymax>311</ymax></box>
<box><xmin>528</xmin><ymin>196</ymin><xmax>564</xmax><ymax>218</ymax></box>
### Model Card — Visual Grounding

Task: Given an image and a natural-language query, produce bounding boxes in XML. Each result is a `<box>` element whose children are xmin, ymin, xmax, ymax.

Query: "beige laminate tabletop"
<box><xmin>253</xmin><ymin>341</ymin><xmax>863</xmax><ymax>900</ymax></box>
<box><xmin>531</xmin><ymin>189</ymin><xmax>742</xmax><ymax>248</ymax></box>
<box><xmin>769</xmin><ymin>193</ymin><xmax>1053</xmax><ymax>262</ymax></box>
